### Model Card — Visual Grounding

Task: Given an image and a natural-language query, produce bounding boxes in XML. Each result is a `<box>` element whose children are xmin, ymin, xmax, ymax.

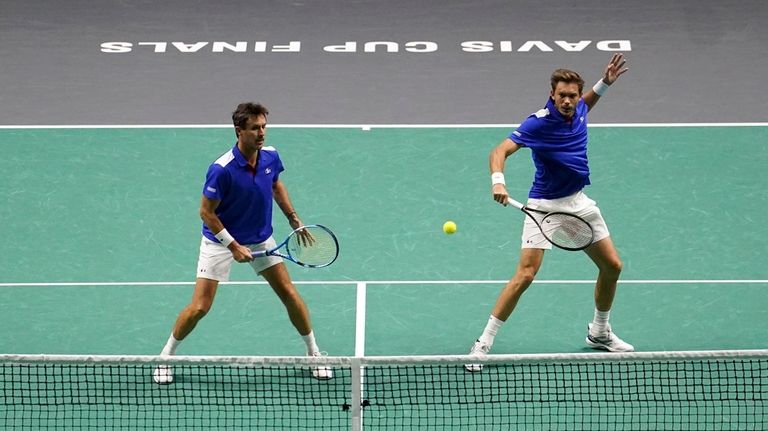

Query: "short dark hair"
<box><xmin>550</xmin><ymin>69</ymin><xmax>584</xmax><ymax>94</ymax></box>
<box><xmin>232</xmin><ymin>102</ymin><xmax>269</xmax><ymax>129</ymax></box>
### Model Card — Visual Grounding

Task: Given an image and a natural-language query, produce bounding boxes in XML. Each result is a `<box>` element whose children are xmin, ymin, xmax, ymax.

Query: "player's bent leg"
<box><xmin>261</xmin><ymin>263</ymin><xmax>332</xmax><ymax>379</ymax></box>
<box><xmin>174</xmin><ymin>278</ymin><xmax>220</xmax><ymax>340</ymax></box>
<box><xmin>153</xmin><ymin>278</ymin><xmax>219</xmax><ymax>385</ymax></box>
<box><xmin>261</xmin><ymin>263</ymin><xmax>312</xmax><ymax>335</ymax></box>
<box><xmin>466</xmin><ymin>249</ymin><xmax>545</xmax><ymax>372</ymax></box>
<box><xmin>584</xmin><ymin>236</ymin><xmax>622</xmax><ymax>310</ymax></box>
<box><xmin>491</xmin><ymin>248</ymin><xmax>545</xmax><ymax>321</ymax></box>
<box><xmin>583</xmin><ymin>237</ymin><xmax>633</xmax><ymax>352</ymax></box>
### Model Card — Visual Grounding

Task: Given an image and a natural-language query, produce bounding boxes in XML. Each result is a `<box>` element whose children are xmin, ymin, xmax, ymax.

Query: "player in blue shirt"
<box><xmin>466</xmin><ymin>54</ymin><xmax>634</xmax><ymax>371</ymax></box>
<box><xmin>153</xmin><ymin>102</ymin><xmax>332</xmax><ymax>383</ymax></box>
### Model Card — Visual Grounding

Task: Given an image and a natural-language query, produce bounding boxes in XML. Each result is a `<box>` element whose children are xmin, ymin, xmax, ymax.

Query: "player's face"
<box><xmin>236</xmin><ymin>115</ymin><xmax>267</xmax><ymax>150</ymax></box>
<box><xmin>551</xmin><ymin>82</ymin><xmax>581</xmax><ymax>119</ymax></box>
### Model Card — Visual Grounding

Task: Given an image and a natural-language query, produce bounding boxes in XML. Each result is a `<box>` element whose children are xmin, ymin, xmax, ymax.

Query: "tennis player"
<box><xmin>466</xmin><ymin>54</ymin><xmax>634</xmax><ymax>372</ymax></box>
<box><xmin>153</xmin><ymin>102</ymin><xmax>332</xmax><ymax>383</ymax></box>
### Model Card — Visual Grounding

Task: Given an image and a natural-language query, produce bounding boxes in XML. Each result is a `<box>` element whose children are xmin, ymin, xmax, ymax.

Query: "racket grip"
<box><xmin>506</xmin><ymin>197</ymin><xmax>525</xmax><ymax>209</ymax></box>
<box><xmin>251</xmin><ymin>251</ymin><xmax>268</xmax><ymax>258</ymax></box>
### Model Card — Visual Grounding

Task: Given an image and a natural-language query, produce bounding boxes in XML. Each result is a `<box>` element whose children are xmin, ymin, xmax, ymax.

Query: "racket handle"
<box><xmin>506</xmin><ymin>197</ymin><xmax>525</xmax><ymax>210</ymax></box>
<box><xmin>251</xmin><ymin>251</ymin><xmax>267</xmax><ymax>258</ymax></box>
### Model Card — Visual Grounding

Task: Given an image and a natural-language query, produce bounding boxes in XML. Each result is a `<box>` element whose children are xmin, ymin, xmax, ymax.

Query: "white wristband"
<box><xmin>592</xmin><ymin>79</ymin><xmax>609</xmax><ymax>96</ymax></box>
<box><xmin>214</xmin><ymin>228</ymin><xmax>235</xmax><ymax>247</ymax></box>
<box><xmin>491</xmin><ymin>172</ymin><xmax>506</xmax><ymax>186</ymax></box>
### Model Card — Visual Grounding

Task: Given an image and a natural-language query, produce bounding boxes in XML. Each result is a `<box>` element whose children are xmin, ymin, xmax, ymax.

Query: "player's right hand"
<box><xmin>231</xmin><ymin>244</ymin><xmax>255</xmax><ymax>262</ymax></box>
<box><xmin>492</xmin><ymin>184</ymin><xmax>509</xmax><ymax>206</ymax></box>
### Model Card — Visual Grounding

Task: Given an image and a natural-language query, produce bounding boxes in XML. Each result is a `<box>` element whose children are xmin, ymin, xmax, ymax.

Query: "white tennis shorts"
<box><xmin>196</xmin><ymin>236</ymin><xmax>283</xmax><ymax>282</ymax></box>
<box><xmin>521</xmin><ymin>191</ymin><xmax>610</xmax><ymax>249</ymax></box>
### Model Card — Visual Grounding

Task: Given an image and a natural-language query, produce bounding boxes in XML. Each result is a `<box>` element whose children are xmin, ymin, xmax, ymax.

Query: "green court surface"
<box><xmin>0</xmin><ymin>126</ymin><xmax>766</xmax><ymax>428</ymax></box>
<box><xmin>0</xmin><ymin>125</ymin><xmax>766</xmax><ymax>355</ymax></box>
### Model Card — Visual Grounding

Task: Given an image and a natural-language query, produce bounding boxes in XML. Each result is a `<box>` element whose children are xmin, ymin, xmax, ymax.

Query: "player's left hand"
<box><xmin>602</xmin><ymin>53</ymin><xmax>628</xmax><ymax>85</ymax></box>
<box><xmin>289</xmin><ymin>217</ymin><xmax>316</xmax><ymax>247</ymax></box>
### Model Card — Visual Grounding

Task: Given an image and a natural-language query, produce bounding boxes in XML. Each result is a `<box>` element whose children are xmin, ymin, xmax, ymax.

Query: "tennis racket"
<box><xmin>506</xmin><ymin>197</ymin><xmax>594</xmax><ymax>251</ymax></box>
<box><xmin>252</xmin><ymin>224</ymin><xmax>339</xmax><ymax>268</ymax></box>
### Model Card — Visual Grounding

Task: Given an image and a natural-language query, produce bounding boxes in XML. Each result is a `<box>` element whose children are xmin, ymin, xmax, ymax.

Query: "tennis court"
<box><xmin>0</xmin><ymin>126</ymin><xmax>766</xmax><ymax>428</ymax></box>
<box><xmin>2</xmin><ymin>0</ymin><xmax>768</xmax><ymax>427</ymax></box>
<box><xmin>1</xmin><ymin>125</ymin><xmax>766</xmax><ymax>353</ymax></box>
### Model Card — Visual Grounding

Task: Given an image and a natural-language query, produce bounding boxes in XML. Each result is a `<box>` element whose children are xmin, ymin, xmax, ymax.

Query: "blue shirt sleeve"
<box><xmin>508</xmin><ymin>114</ymin><xmax>544</xmax><ymax>148</ymax></box>
<box><xmin>202</xmin><ymin>164</ymin><xmax>230</xmax><ymax>200</ymax></box>
<box><xmin>272</xmin><ymin>152</ymin><xmax>285</xmax><ymax>182</ymax></box>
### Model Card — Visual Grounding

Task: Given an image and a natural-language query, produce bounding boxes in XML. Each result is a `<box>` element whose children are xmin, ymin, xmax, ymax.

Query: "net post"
<box><xmin>350</xmin><ymin>356</ymin><xmax>363</xmax><ymax>431</ymax></box>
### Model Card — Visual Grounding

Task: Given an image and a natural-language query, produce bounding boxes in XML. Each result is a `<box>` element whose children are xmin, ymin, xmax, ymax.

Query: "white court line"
<box><xmin>355</xmin><ymin>282</ymin><xmax>367</xmax><ymax>357</ymax></box>
<box><xmin>0</xmin><ymin>279</ymin><xmax>766</xmax><ymax>287</ymax></box>
<box><xmin>353</xmin><ymin>282</ymin><xmax>367</xmax><ymax>431</ymax></box>
<box><xmin>0</xmin><ymin>123</ymin><xmax>766</xmax><ymax>129</ymax></box>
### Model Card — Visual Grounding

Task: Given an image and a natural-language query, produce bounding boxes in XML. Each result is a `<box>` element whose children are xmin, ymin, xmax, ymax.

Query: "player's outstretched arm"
<box><xmin>583</xmin><ymin>53</ymin><xmax>629</xmax><ymax>111</ymax></box>
<box><xmin>602</xmin><ymin>52</ymin><xmax>629</xmax><ymax>85</ymax></box>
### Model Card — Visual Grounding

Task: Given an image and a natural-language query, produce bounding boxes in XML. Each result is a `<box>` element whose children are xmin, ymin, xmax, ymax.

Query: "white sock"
<box><xmin>478</xmin><ymin>315</ymin><xmax>504</xmax><ymax>346</ymax></box>
<box><xmin>592</xmin><ymin>309</ymin><xmax>611</xmax><ymax>334</ymax></box>
<box><xmin>302</xmin><ymin>330</ymin><xmax>320</xmax><ymax>355</ymax></box>
<box><xmin>160</xmin><ymin>332</ymin><xmax>181</xmax><ymax>356</ymax></box>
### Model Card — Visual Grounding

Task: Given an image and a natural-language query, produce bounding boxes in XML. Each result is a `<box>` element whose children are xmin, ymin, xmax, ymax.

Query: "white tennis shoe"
<box><xmin>152</xmin><ymin>364</ymin><xmax>174</xmax><ymax>385</ymax></box>
<box><xmin>464</xmin><ymin>339</ymin><xmax>491</xmax><ymax>372</ymax></box>
<box><xmin>309</xmin><ymin>351</ymin><xmax>333</xmax><ymax>380</ymax></box>
<box><xmin>586</xmin><ymin>323</ymin><xmax>635</xmax><ymax>352</ymax></box>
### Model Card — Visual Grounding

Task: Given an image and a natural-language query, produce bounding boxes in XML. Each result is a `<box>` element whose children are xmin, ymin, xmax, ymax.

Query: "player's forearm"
<box><xmin>274</xmin><ymin>197</ymin><xmax>295</xmax><ymax>217</ymax></box>
<box><xmin>583</xmin><ymin>78</ymin><xmax>611</xmax><ymax>111</ymax></box>
<box><xmin>582</xmin><ymin>90</ymin><xmax>599</xmax><ymax>110</ymax></box>
<box><xmin>489</xmin><ymin>139</ymin><xmax>518</xmax><ymax>173</ymax></box>
<box><xmin>489</xmin><ymin>142</ymin><xmax>511</xmax><ymax>204</ymax></box>
<box><xmin>272</xmin><ymin>182</ymin><xmax>301</xmax><ymax>224</ymax></box>
<box><xmin>200</xmin><ymin>206</ymin><xmax>222</xmax><ymax>232</ymax></box>
<box><xmin>489</xmin><ymin>147</ymin><xmax>507</xmax><ymax>173</ymax></box>
<box><xmin>200</xmin><ymin>208</ymin><xmax>239</xmax><ymax>249</ymax></box>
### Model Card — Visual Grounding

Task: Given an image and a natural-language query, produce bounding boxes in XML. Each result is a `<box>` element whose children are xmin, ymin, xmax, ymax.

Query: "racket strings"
<box><xmin>540</xmin><ymin>213</ymin><xmax>593</xmax><ymax>250</ymax></box>
<box><xmin>287</xmin><ymin>226</ymin><xmax>339</xmax><ymax>267</ymax></box>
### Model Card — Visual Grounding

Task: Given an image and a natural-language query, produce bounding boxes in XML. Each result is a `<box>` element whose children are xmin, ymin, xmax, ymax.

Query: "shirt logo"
<box><xmin>206</xmin><ymin>186</ymin><xmax>217</xmax><ymax>193</ymax></box>
<box><xmin>579</xmin><ymin>116</ymin><xmax>584</xmax><ymax>122</ymax></box>
<box><xmin>265</xmin><ymin>168</ymin><xmax>272</xmax><ymax>174</ymax></box>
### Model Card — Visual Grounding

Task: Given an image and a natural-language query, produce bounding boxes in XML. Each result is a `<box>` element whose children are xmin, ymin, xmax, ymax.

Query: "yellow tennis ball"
<box><xmin>443</xmin><ymin>221</ymin><xmax>457</xmax><ymax>234</ymax></box>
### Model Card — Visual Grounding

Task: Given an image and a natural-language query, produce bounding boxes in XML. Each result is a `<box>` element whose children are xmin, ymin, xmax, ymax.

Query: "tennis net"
<box><xmin>1</xmin><ymin>350</ymin><xmax>766</xmax><ymax>430</ymax></box>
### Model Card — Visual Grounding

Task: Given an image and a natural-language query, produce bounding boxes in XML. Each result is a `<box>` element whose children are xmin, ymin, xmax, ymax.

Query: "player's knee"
<box><xmin>188</xmin><ymin>302</ymin><xmax>212</xmax><ymax>320</ymax></box>
<box><xmin>603</xmin><ymin>258</ymin><xmax>623</xmax><ymax>276</ymax></box>
<box><xmin>515</xmin><ymin>266</ymin><xmax>538</xmax><ymax>286</ymax></box>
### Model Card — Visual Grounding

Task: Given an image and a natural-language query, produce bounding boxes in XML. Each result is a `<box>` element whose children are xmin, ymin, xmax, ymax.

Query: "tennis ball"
<box><xmin>443</xmin><ymin>221</ymin><xmax>457</xmax><ymax>235</ymax></box>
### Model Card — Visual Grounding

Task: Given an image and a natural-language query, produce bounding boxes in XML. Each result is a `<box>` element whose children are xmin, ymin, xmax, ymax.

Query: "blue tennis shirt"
<box><xmin>201</xmin><ymin>144</ymin><xmax>284</xmax><ymax>245</ymax></box>
<box><xmin>509</xmin><ymin>98</ymin><xmax>591</xmax><ymax>199</ymax></box>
